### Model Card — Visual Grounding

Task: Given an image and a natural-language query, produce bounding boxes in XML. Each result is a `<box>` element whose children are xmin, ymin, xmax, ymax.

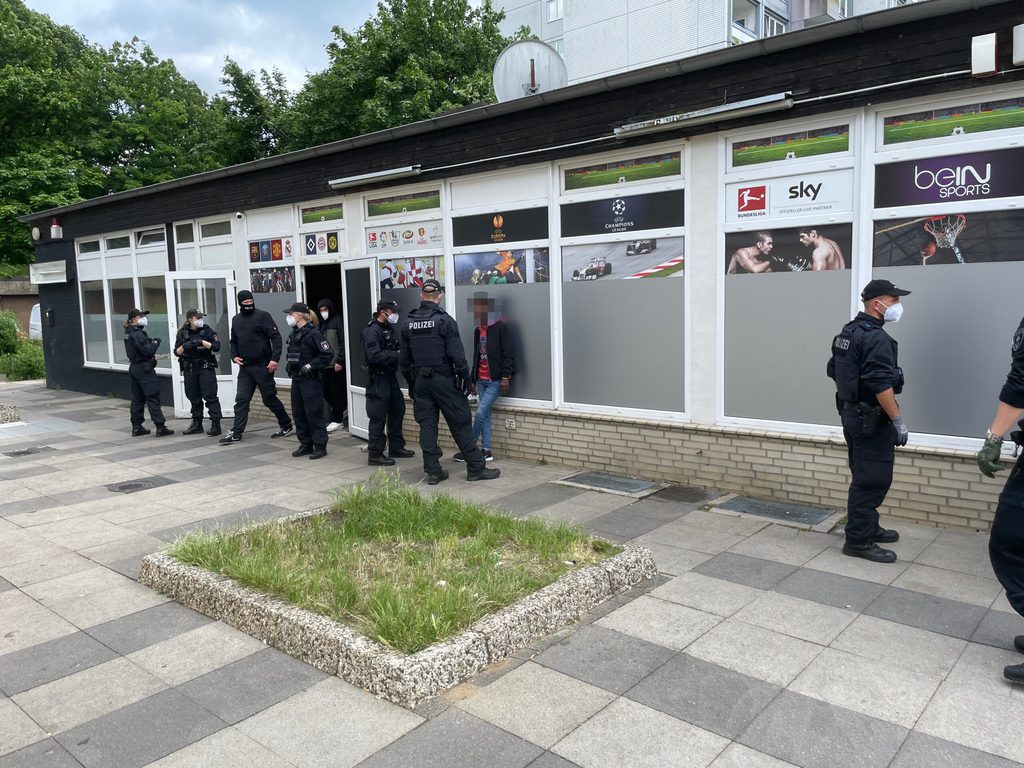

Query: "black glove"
<box><xmin>152</xmin><ymin>338</ymin><xmax>162</xmax><ymax>348</ymax></box>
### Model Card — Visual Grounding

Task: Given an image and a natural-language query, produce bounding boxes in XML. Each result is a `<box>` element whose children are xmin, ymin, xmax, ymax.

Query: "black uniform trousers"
<box><xmin>366</xmin><ymin>371</ymin><xmax>406</xmax><ymax>455</ymax></box>
<box><xmin>291</xmin><ymin>375</ymin><xmax>328</xmax><ymax>449</ymax></box>
<box><xmin>323</xmin><ymin>368</ymin><xmax>347</xmax><ymax>423</ymax></box>
<box><xmin>184</xmin><ymin>366</ymin><xmax>222</xmax><ymax>423</ymax></box>
<box><xmin>841</xmin><ymin>408</ymin><xmax>894</xmax><ymax>545</ymax></box>
<box><xmin>129</xmin><ymin>361</ymin><xmax>165</xmax><ymax>427</ymax></box>
<box><xmin>230</xmin><ymin>364</ymin><xmax>290</xmax><ymax>435</ymax></box>
<box><xmin>990</xmin><ymin>453</ymin><xmax>1024</xmax><ymax>617</ymax></box>
<box><xmin>413</xmin><ymin>374</ymin><xmax>485</xmax><ymax>473</ymax></box>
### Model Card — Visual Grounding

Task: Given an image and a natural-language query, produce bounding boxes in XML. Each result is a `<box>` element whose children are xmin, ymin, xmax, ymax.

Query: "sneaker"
<box><xmin>154</xmin><ymin>425</ymin><xmax>175</xmax><ymax>437</ymax></box>
<box><xmin>182</xmin><ymin>421</ymin><xmax>204</xmax><ymax>436</ymax></box>
<box><xmin>453</xmin><ymin>452</ymin><xmax>467</xmax><ymax>462</ymax></box>
<box><xmin>219</xmin><ymin>431</ymin><xmax>242</xmax><ymax>445</ymax></box>
<box><xmin>131</xmin><ymin>426</ymin><xmax>151</xmax><ymax>437</ymax></box>
<box><xmin>467</xmin><ymin>467</ymin><xmax>501</xmax><ymax>481</ymax></box>
<box><xmin>292</xmin><ymin>444</ymin><xmax>313</xmax><ymax>457</ymax></box>
<box><xmin>326</xmin><ymin>421</ymin><xmax>342</xmax><ymax>433</ymax></box>
<box><xmin>389</xmin><ymin>448</ymin><xmax>415</xmax><ymax>458</ymax></box>
<box><xmin>482</xmin><ymin>449</ymin><xmax>493</xmax><ymax>462</ymax></box>
<box><xmin>426</xmin><ymin>469</ymin><xmax>449</xmax><ymax>485</ymax></box>
<box><xmin>271</xmin><ymin>426</ymin><xmax>293</xmax><ymax>439</ymax></box>
<box><xmin>872</xmin><ymin>528</ymin><xmax>900</xmax><ymax>544</ymax></box>
<box><xmin>842</xmin><ymin>541</ymin><xmax>896</xmax><ymax>563</ymax></box>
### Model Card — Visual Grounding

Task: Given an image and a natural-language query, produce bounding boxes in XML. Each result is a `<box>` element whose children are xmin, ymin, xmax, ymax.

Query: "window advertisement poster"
<box><xmin>725</xmin><ymin>225</ymin><xmax>851</xmax><ymax>274</ymax></box>
<box><xmin>726</xmin><ymin>169</ymin><xmax>854</xmax><ymax>222</ymax></box>
<box><xmin>366</xmin><ymin>190</ymin><xmax>440</xmax><ymax>218</ymax></box>
<box><xmin>378</xmin><ymin>257</ymin><xmax>444</xmax><ymax>292</ymax></box>
<box><xmin>250</xmin><ymin>266</ymin><xmax>296</xmax><ymax>293</ymax></box>
<box><xmin>562</xmin><ymin>238</ymin><xmax>684</xmax><ymax>282</ymax></box>
<box><xmin>365</xmin><ymin>221</ymin><xmax>442</xmax><ymax>254</ymax></box>
<box><xmin>452</xmin><ymin>208</ymin><xmax>549</xmax><ymax>247</ymax></box>
<box><xmin>874</xmin><ymin>148</ymin><xmax>1024</xmax><ymax>208</ymax></box>
<box><xmin>873</xmin><ymin>209</ymin><xmax>1024</xmax><ymax>267</ymax></box>
<box><xmin>882</xmin><ymin>96</ymin><xmax>1024</xmax><ymax>145</ymax></box>
<box><xmin>563</xmin><ymin>152</ymin><xmax>681</xmax><ymax>191</ymax></box>
<box><xmin>454</xmin><ymin>248</ymin><xmax>550</xmax><ymax>286</ymax></box>
<box><xmin>731</xmin><ymin>125</ymin><xmax>849</xmax><ymax>167</ymax></box>
<box><xmin>249</xmin><ymin>239</ymin><xmax>291</xmax><ymax>263</ymax></box>
<box><xmin>560</xmin><ymin>191</ymin><xmax>684</xmax><ymax>238</ymax></box>
<box><xmin>300</xmin><ymin>203</ymin><xmax>344</xmax><ymax>224</ymax></box>
<box><xmin>302</xmin><ymin>231</ymin><xmax>340</xmax><ymax>258</ymax></box>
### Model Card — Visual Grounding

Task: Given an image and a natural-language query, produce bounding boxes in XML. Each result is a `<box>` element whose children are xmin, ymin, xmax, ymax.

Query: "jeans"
<box><xmin>471</xmin><ymin>379</ymin><xmax>502</xmax><ymax>450</ymax></box>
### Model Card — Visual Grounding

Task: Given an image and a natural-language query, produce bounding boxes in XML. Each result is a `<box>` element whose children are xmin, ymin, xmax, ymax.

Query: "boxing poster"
<box><xmin>724</xmin><ymin>225</ymin><xmax>851</xmax><ymax>274</ymax></box>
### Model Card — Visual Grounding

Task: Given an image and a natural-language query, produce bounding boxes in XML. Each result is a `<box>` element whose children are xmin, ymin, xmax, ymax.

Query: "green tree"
<box><xmin>211</xmin><ymin>59</ymin><xmax>293</xmax><ymax>166</ymax></box>
<box><xmin>288</xmin><ymin>0</ymin><xmax>518</xmax><ymax>149</ymax></box>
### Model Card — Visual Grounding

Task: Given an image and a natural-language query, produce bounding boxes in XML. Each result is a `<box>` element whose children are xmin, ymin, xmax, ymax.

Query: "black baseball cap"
<box><xmin>376</xmin><ymin>299</ymin><xmax>398</xmax><ymax>313</ymax></box>
<box><xmin>283</xmin><ymin>302</ymin><xmax>310</xmax><ymax>314</ymax></box>
<box><xmin>861</xmin><ymin>279</ymin><xmax>911</xmax><ymax>302</ymax></box>
<box><xmin>421</xmin><ymin>279</ymin><xmax>444</xmax><ymax>294</ymax></box>
<box><xmin>127</xmin><ymin>308</ymin><xmax>149</xmax><ymax>319</ymax></box>
<box><xmin>185</xmin><ymin>308</ymin><xmax>204</xmax><ymax>319</ymax></box>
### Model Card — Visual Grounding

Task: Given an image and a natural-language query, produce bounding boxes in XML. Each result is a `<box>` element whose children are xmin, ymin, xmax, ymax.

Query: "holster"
<box><xmin>857</xmin><ymin>402</ymin><xmax>884</xmax><ymax>435</ymax></box>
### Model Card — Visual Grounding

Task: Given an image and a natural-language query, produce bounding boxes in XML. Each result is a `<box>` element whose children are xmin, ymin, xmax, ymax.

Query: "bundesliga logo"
<box><xmin>737</xmin><ymin>186</ymin><xmax>767</xmax><ymax>212</ymax></box>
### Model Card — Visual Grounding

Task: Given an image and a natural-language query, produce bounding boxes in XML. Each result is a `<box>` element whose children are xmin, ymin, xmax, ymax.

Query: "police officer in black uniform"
<box><xmin>173</xmin><ymin>309</ymin><xmax>223</xmax><ymax>436</ymax></box>
<box><xmin>283</xmin><ymin>302</ymin><xmax>333</xmax><ymax>459</ymax></box>
<box><xmin>400</xmin><ymin>280</ymin><xmax>500</xmax><ymax>485</ymax></box>
<box><xmin>361</xmin><ymin>299</ymin><xmax>414</xmax><ymax>466</ymax></box>
<box><xmin>976</xmin><ymin>315</ymin><xmax>1024</xmax><ymax>683</ymax></box>
<box><xmin>124</xmin><ymin>308</ymin><xmax>173</xmax><ymax>437</ymax></box>
<box><xmin>827</xmin><ymin>279</ymin><xmax>911</xmax><ymax>563</ymax></box>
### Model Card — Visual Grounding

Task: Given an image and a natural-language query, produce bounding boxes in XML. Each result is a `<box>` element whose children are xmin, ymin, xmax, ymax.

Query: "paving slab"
<box><xmin>916</xmin><ymin>682</ymin><xmax>1024</xmax><ymax>764</ymax></box>
<box><xmin>458</xmin><ymin>663</ymin><xmax>615</xmax><ymax>750</ymax></box>
<box><xmin>710</xmin><ymin>743</ymin><xmax>799</xmax><ymax>768</ymax></box>
<box><xmin>0</xmin><ymin>590</ymin><xmax>77</xmax><ymax>656</ymax></box>
<box><xmin>0</xmin><ymin>738</ymin><xmax>82</xmax><ymax>768</ymax></box>
<box><xmin>686</xmin><ymin>617</ymin><xmax>822</xmax><ymax>688</ymax></box>
<box><xmin>127</xmin><ymin>621</ymin><xmax>265</xmax><ymax>686</ymax></box>
<box><xmin>533</xmin><ymin>624</ymin><xmax>675</xmax><ymax>695</ymax></box>
<box><xmin>491</xmin><ymin>483</ymin><xmax>586</xmax><ymax>515</ymax></box>
<box><xmin>694</xmin><ymin>553</ymin><xmax>798</xmax><ymax>591</ymax></box>
<box><xmin>864</xmin><ymin>586</ymin><xmax>988</xmax><ymax>640</ymax></box>
<box><xmin>891</xmin><ymin>563</ymin><xmax>1003</xmax><ymax>608</ymax></box>
<box><xmin>0</xmin><ymin>696</ymin><xmax>46</xmax><ymax>757</ymax></box>
<box><xmin>727</xmin><ymin>527</ymin><xmax>834</xmax><ymax>567</ymax></box>
<box><xmin>627</xmin><ymin>653</ymin><xmax>781</xmax><ymax>740</ymax></box>
<box><xmin>650</xmin><ymin>572</ymin><xmax>763</xmax><ymax>617</ymax></box>
<box><xmin>552</xmin><ymin>697</ymin><xmax>728</xmax><ymax>768</ymax></box>
<box><xmin>595</xmin><ymin>595</ymin><xmax>720</xmax><ymax>651</ymax></box>
<box><xmin>0</xmin><ymin>630</ymin><xmax>118</xmax><ymax>695</ymax></box>
<box><xmin>733</xmin><ymin>592</ymin><xmax>857</xmax><ymax>645</ymax></box>
<box><xmin>143</xmin><ymin>727</ymin><xmax>294</xmax><ymax>768</ymax></box>
<box><xmin>638</xmin><ymin>522</ymin><xmax>747</xmax><ymax>555</ymax></box>
<box><xmin>890</xmin><ymin>731</ymin><xmax>1024</xmax><ymax>768</ymax></box>
<box><xmin>829</xmin><ymin>615</ymin><xmax>966</xmax><ymax>677</ymax></box>
<box><xmin>970</xmin><ymin>609</ymin><xmax>1024</xmax><ymax>651</ymax></box>
<box><xmin>773</xmin><ymin>568</ymin><xmax>885</xmax><ymax>613</ymax></box>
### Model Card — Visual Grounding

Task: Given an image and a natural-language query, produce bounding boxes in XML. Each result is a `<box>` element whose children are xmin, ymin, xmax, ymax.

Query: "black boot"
<box><xmin>292</xmin><ymin>444</ymin><xmax>313</xmax><ymax>457</ymax></box>
<box><xmin>368</xmin><ymin>453</ymin><xmax>395</xmax><ymax>466</ymax></box>
<box><xmin>310</xmin><ymin>445</ymin><xmax>327</xmax><ymax>460</ymax></box>
<box><xmin>154</xmin><ymin>424</ymin><xmax>175</xmax><ymax>437</ymax></box>
<box><xmin>206</xmin><ymin>420</ymin><xmax>221</xmax><ymax>436</ymax></box>
<box><xmin>389</xmin><ymin>447</ymin><xmax>415</xmax><ymax>458</ymax></box>
<box><xmin>131</xmin><ymin>426</ymin><xmax>150</xmax><ymax>437</ymax></box>
<box><xmin>467</xmin><ymin>467</ymin><xmax>501</xmax><ymax>481</ymax></box>
<box><xmin>842</xmin><ymin>541</ymin><xmax>896</xmax><ymax>563</ymax></box>
<box><xmin>182</xmin><ymin>421</ymin><xmax>204</xmax><ymax>435</ymax></box>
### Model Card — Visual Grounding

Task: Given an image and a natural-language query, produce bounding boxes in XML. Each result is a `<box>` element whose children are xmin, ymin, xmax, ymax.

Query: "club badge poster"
<box><xmin>724</xmin><ymin>225</ymin><xmax>852</xmax><ymax>274</ymax></box>
<box><xmin>249</xmin><ymin>239</ymin><xmax>288</xmax><ymax>263</ymax></box>
<box><xmin>873</xmin><ymin>209</ymin><xmax>1024</xmax><ymax>267</ymax></box>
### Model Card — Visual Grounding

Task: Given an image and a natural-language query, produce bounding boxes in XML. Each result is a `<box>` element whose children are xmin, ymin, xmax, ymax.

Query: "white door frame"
<box><xmin>164</xmin><ymin>270</ymin><xmax>238</xmax><ymax>419</ymax></box>
<box><xmin>342</xmin><ymin>258</ymin><xmax>377</xmax><ymax>439</ymax></box>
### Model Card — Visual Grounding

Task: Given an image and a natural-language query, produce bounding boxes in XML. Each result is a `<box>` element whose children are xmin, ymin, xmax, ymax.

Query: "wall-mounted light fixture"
<box><xmin>615</xmin><ymin>92</ymin><xmax>793</xmax><ymax>139</ymax></box>
<box><xmin>49</xmin><ymin>217</ymin><xmax>63</xmax><ymax>240</ymax></box>
<box><xmin>327</xmin><ymin>165</ymin><xmax>422</xmax><ymax>190</ymax></box>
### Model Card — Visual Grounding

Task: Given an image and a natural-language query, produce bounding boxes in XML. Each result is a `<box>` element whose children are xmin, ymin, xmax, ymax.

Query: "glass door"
<box><xmin>164</xmin><ymin>271</ymin><xmax>237</xmax><ymax>418</ymax></box>
<box><xmin>342</xmin><ymin>258</ymin><xmax>375</xmax><ymax>439</ymax></box>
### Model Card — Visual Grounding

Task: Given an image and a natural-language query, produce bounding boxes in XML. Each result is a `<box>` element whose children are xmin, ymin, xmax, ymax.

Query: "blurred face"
<box><xmin>473</xmin><ymin>299</ymin><xmax>489</xmax><ymax>324</ymax></box>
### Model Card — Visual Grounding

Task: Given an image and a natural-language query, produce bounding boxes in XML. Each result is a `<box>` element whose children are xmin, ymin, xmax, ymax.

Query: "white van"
<box><xmin>28</xmin><ymin>303</ymin><xmax>41</xmax><ymax>340</ymax></box>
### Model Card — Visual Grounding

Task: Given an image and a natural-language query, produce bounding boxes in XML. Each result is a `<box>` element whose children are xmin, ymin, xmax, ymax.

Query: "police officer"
<box><xmin>173</xmin><ymin>309</ymin><xmax>222</xmax><ymax>436</ymax></box>
<box><xmin>975</xmin><ymin>315</ymin><xmax>1024</xmax><ymax>683</ymax></box>
<box><xmin>220</xmin><ymin>290</ymin><xmax>293</xmax><ymax>444</ymax></box>
<box><xmin>361</xmin><ymin>299</ymin><xmax>414</xmax><ymax>466</ymax></box>
<box><xmin>400</xmin><ymin>279</ymin><xmax>500</xmax><ymax>485</ymax></box>
<box><xmin>827</xmin><ymin>279</ymin><xmax>911</xmax><ymax>563</ymax></box>
<box><xmin>283</xmin><ymin>302</ymin><xmax>333</xmax><ymax>459</ymax></box>
<box><xmin>124</xmin><ymin>308</ymin><xmax>173</xmax><ymax>437</ymax></box>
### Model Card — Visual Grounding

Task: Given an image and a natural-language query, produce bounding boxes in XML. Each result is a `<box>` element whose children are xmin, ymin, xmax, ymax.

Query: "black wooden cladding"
<box><xmin>29</xmin><ymin>2</ymin><xmax>1024</xmax><ymax>245</ymax></box>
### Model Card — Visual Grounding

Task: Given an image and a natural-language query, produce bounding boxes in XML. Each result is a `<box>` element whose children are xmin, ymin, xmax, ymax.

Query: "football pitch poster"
<box><xmin>883</xmin><ymin>97</ymin><xmax>1024</xmax><ymax>145</ymax></box>
<box><xmin>731</xmin><ymin>125</ymin><xmax>849</xmax><ymax>167</ymax></box>
<box><xmin>563</xmin><ymin>152</ymin><xmax>681</xmax><ymax>191</ymax></box>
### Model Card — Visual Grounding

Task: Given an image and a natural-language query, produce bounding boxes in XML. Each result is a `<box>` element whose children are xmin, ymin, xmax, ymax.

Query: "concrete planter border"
<box><xmin>139</xmin><ymin>506</ymin><xmax>656</xmax><ymax>708</ymax></box>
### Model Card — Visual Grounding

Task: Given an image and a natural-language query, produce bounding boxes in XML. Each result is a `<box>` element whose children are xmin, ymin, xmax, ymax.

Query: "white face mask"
<box><xmin>137</xmin><ymin>316</ymin><xmax>148</xmax><ymax>327</ymax></box>
<box><xmin>879</xmin><ymin>301</ymin><xmax>904</xmax><ymax>323</ymax></box>
<box><xmin>193</xmin><ymin>319</ymin><xmax>204</xmax><ymax>329</ymax></box>
<box><xmin>387</xmin><ymin>312</ymin><xmax>400</xmax><ymax>325</ymax></box>
<box><xmin>320</xmin><ymin>311</ymin><xmax>329</xmax><ymax>321</ymax></box>
<box><xmin>286</xmin><ymin>315</ymin><xmax>297</xmax><ymax>327</ymax></box>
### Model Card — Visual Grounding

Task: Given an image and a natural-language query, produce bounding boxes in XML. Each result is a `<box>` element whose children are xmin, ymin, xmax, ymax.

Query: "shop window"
<box><xmin>81</xmin><ymin>281</ymin><xmax>109</xmax><ymax>364</ymax></box>
<box><xmin>199</xmin><ymin>220</ymin><xmax>231</xmax><ymax>239</ymax></box>
<box><xmin>105</xmin><ymin>235</ymin><xmax>130</xmax><ymax>251</ymax></box>
<box><xmin>140</xmin><ymin>276</ymin><xmax>170</xmax><ymax>369</ymax></box>
<box><xmin>108</xmin><ymin>278</ymin><xmax>135</xmax><ymax>365</ymax></box>
<box><xmin>78</xmin><ymin>240</ymin><xmax>101</xmax><ymax>255</ymax></box>
<box><xmin>174</xmin><ymin>223</ymin><xmax>195</xmax><ymax>244</ymax></box>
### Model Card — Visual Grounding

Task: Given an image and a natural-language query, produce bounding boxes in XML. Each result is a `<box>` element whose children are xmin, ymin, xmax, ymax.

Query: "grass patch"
<box><xmin>168</xmin><ymin>476</ymin><xmax>619</xmax><ymax>653</ymax></box>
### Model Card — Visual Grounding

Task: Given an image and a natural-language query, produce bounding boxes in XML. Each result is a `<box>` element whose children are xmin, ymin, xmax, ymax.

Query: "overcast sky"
<box><xmin>23</xmin><ymin>0</ymin><xmax>383</xmax><ymax>95</ymax></box>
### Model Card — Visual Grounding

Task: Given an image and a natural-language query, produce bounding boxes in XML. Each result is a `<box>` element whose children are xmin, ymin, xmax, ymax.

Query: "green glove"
<box><xmin>976</xmin><ymin>437</ymin><xmax>1005</xmax><ymax>478</ymax></box>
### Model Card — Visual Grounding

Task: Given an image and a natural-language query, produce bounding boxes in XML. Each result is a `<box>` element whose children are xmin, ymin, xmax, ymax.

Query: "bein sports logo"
<box><xmin>914</xmin><ymin>162</ymin><xmax>991</xmax><ymax>199</ymax></box>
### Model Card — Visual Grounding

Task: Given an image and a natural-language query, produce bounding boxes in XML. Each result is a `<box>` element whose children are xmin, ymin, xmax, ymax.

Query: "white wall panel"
<box><xmin>199</xmin><ymin>243</ymin><xmax>234</xmax><ymax>268</ymax></box>
<box><xmin>136</xmin><ymin>249</ymin><xmax>168</xmax><ymax>275</ymax></box>
<box><xmin>104</xmin><ymin>254</ymin><xmax>132</xmax><ymax>277</ymax></box>
<box><xmin>450</xmin><ymin>167</ymin><xmax>548</xmax><ymax>210</ymax></box>
<box><xmin>78</xmin><ymin>259</ymin><xmax>102</xmax><ymax>280</ymax></box>
<box><xmin>175</xmin><ymin>247</ymin><xmax>198</xmax><ymax>271</ymax></box>
<box><xmin>244</xmin><ymin>206</ymin><xmax>293</xmax><ymax>238</ymax></box>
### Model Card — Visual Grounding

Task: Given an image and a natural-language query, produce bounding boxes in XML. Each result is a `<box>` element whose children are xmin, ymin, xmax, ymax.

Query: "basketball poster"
<box><xmin>873</xmin><ymin>209</ymin><xmax>1024</xmax><ymax>266</ymax></box>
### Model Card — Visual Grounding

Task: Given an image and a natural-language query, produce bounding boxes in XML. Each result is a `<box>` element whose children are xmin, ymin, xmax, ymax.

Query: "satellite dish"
<box><xmin>492</xmin><ymin>40</ymin><xmax>567</xmax><ymax>103</ymax></box>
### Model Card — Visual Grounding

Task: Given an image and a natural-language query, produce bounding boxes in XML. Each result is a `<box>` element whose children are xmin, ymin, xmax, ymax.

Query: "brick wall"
<box><xmin>396</xmin><ymin>401</ymin><xmax>1004</xmax><ymax>533</ymax></box>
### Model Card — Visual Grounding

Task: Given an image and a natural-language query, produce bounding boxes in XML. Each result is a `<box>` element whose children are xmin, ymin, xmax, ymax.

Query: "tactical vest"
<box><xmin>405</xmin><ymin>307</ymin><xmax>447</xmax><ymax>368</ymax></box>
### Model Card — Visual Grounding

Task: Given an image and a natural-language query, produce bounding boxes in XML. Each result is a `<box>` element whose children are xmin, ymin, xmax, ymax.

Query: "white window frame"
<box><xmin>546</xmin><ymin>0</ymin><xmax>563</xmax><ymax>22</ymax></box>
<box><xmin>762</xmin><ymin>12</ymin><xmax>786</xmax><ymax>38</ymax></box>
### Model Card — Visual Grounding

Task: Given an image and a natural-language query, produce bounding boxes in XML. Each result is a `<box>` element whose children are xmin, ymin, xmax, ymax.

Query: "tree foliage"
<box><xmin>211</xmin><ymin>60</ymin><xmax>294</xmax><ymax>166</ymax></box>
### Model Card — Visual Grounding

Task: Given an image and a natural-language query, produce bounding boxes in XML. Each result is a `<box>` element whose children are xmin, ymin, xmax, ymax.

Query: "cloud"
<box><xmin>23</xmin><ymin>0</ymin><xmax>380</xmax><ymax>95</ymax></box>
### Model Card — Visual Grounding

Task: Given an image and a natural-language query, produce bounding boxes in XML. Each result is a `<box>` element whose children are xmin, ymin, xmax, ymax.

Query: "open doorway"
<box><xmin>302</xmin><ymin>264</ymin><xmax>342</xmax><ymax>312</ymax></box>
<box><xmin>302</xmin><ymin>263</ymin><xmax>347</xmax><ymax>431</ymax></box>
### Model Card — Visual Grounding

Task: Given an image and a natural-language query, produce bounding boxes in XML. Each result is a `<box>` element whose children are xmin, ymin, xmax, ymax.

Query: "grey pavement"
<box><xmin>0</xmin><ymin>380</ymin><xmax>1022</xmax><ymax>768</ymax></box>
